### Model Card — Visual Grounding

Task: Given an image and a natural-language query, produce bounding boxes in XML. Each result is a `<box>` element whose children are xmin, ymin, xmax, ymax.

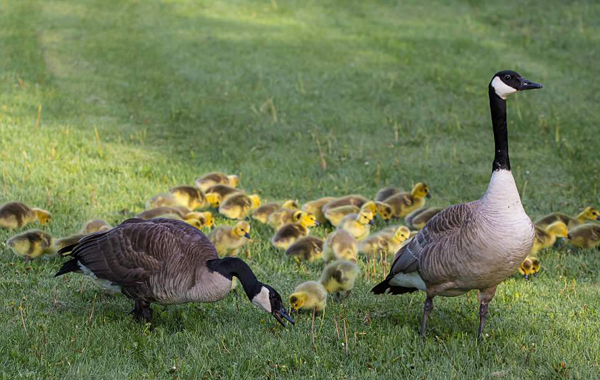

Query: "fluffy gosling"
<box><xmin>289</xmin><ymin>281</ymin><xmax>328</xmax><ymax>312</ymax></box>
<box><xmin>254</xmin><ymin>200</ymin><xmax>298</xmax><ymax>224</ymax></box>
<box><xmin>339</xmin><ymin>209</ymin><xmax>374</xmax><ymax>241</ymax></box>
<box><xmin>567</xmin><ymin>224</ymin><xmax>600</xmax><ymax>250</ymax></box>
<box><xmin>208</xmin><ymin>221</ymin><xmax>251</xmax><ymax>256</ymax></box>
<box><xmin>359</xmin><ymin>225</ymin><xmax>411</xmax><ymax>258</ymax></box>
<box><xmin>285</xmin><ymin>236</ymin><xmax>324</xmax><ymax>262</ymax></box>
<box><xmin>169</xmin><ymin>185</ymin><xmax>207</xmax><ymax>210</ymax></box>
<box><xmin>323</xmin><ymin>229</ymin><xmax>358</xmax><ymax>262</ymax></box>
<box><xmin>194</xmin><ymin>172</ymin><xmax>239</xmax><ymax>192</ymax></box>
<box><xmin>535</xmin><ymin>207</ymin><xmax>600</xmax><ymax>230</ymax></box>
<box><xmin>319</xmin><ymin>260</ymin><xmax>360</xmax><ymax>301</ymax></box>
<box><xmin>6</xmin><ymin>230</ymin><xmax>55</xmax><ymax>260</ymax></box>
<box><xmin>219</xmin><ymin>193</ymin><xmax>261</xmax><ymax>220</ymax></box>
<box><xmin>531</xmin><ymin>221</ymin><xmax>568</xmax><ymax>255</ymax></box>
<box><xmin>271</xmin><ymin>212</ymin><xmax>317</xmax><ymax>250</ymax></box>
<box><xmin>405</xmin><ymin>207</ymin><xmax>443</xmax><ymax>230</ymax></box>
<box><xmin>381</xmin><ymin>182</ymin><xmax>430</xmax><ymax>218</ymax></box>
<box><xmin>302</xmin><ymin>197</ymin><xmax>336</xmax><ymax>224</ymax></box>
<box><xmin>0</xmin><ymin>202</ymin><xmax>51</xmax><ymax>230</ymax></box>
<box><xmin>81</xmin><ymin>219</ymin><xmax>112</xmax><ymax>234</ymax></box>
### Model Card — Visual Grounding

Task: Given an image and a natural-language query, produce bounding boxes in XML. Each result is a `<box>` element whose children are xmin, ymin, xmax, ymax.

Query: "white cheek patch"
<box><xmin>491</xmin><ymin>76</ymin><xmax>517</xmax><ymax>99</ymax></box>
<box><xmin>251</xmin><ymin>286</ymin><xmax>271</xmax><ymax>313</ymax></box>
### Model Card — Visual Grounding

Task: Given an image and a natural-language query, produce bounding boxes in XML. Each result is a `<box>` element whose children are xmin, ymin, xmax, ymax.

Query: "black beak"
<box><xmin>596</xmin><ymin>216</ymin><xmax>600</xmax><ymax>221</ymax></box>
<box><xmin>210</xmin><ymin>226</ymin><xmax>215</xmax><ymax>230</ymax></box>
<box><xmin>567</xmin><ymin>234</ymin><xmax>572</xmax><ymax>240</ymax></box>
<box><xmin>368</xmin><ymin>219</ymin><xmax>375</xmax><ymax>226</ymax></box>
<box><xmin>426</xmin><ymin>193</ymin><xmax>431</xmax><ymax>199</ymax></box>
<box><xmin>272</xmin><ymin>307</ymin><xmax>295</xmax><ymax>327</ymax></box>
<box><xmin>518</xmin><ymin>77</ymin><xmax>543</xmax><ymax>91</ymax></box>
<box><xmin>244</xmin><ymin>233</ymin><xmax>251</xmax><ymax>239</ymax></box>
<box><xmin>314</xmin><ymin>221</ymin><xmax>320</xmax><ymax>226</ymax></box>
<box><xmin>524</xmin><ymin>275</ymin><xmax>529</xmax><ymax>281</ymax></box>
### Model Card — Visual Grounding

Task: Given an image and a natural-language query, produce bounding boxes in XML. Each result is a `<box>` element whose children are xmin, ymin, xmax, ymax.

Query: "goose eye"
<box><xmin>504</xmin><ymin>75</ymin><xmax>511</xmax><ymax>80</ymax></box>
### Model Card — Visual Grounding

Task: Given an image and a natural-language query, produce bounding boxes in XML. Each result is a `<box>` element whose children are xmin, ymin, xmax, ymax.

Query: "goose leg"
<box><xmin>477</xmin><ymin>286</ymin><xmax>497</xmax><ymax>341</ymax></box>
<box><xmin>131</xmin><ymin>300</ymin><xmax>153</xmax><ymax>323</ymax></box>
<box><xmin>420</xmin><ymin>297</ymin><xmax>434</xmax><ymax>338</ymax></box>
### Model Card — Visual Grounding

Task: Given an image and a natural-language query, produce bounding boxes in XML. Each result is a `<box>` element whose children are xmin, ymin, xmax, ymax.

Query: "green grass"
<box><xmin>1</xmin><ymin>0</ymin><xmax>600</xmax><ymax>378</ymax></box>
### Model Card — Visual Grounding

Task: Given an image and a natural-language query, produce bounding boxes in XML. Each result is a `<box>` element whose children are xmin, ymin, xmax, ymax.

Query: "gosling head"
<box><xmin>490</xmin><ymin>70</ymin><xmax>542</xmax><ymax>100</ymax></box>
<box><xmin>32</xmin><ymin>208</ymin><xmax>51</xmax><ymax>225</ymax></box>
<box><xmin>581</xmin><ymin>207</ymin><xmax>600</xmax><ymax>221</ymax></box>
<box><xmin>411</xmin><ymin>182</ymin><xmax>430</xmax><ymax>199</ymax></box>
<box><xmin>375</xmin><ymin>201</ymin><xmax>392</xmax><ymax>220</ymax></box>
<box><xmin>289</xmin><ymin>292</ymin><xmax>307</xmax><ymax>311</ymax></box>
<box><xmin>185</xmin><ymin>219</ymin><xmax>203</xmax><ymax>229</ymax></box>
<box><xmin>206</xmin><ymin>193</ymin><xmax>221</xmax><ymax>208</ymax></box>
<box><xmin>227</xmin><ymin>174</ymin><xmax>240</xmax><ymax>188</ymax></box>
<box><xmin>393</xmin><ymin>226</ymin><xmax>411</xmax><ymax>243</ymax></box>
<box><xmin>251</xmin><ymin>284</ymin><xmax>294</xmax><ymax>327</ymax></box>
<box><xmin>358</xmin><ymin>209</ymin><xmax>375</xmax><ymax>226</ymax></box>
<box><xmin>233</xmin><ymin>221</ymin><xmax>251</xmax><ymax>239</ymax></box>
<box><xmin>298</xmin><ymin>212</ymin><xmax>318</xmax><ymax>228</ymax></box>
<box><xmin>518</xmin><ymin>258</ymin><xmax>533</xmax><ymax>280</ymax></box>
<box><xmin>530</xmin><ymin>257</ymin><xmax>541</xmax><ymax>277</ymax></box>
<box><xmin>201</xmin><ymin>211</ymin><xmax>215</xmax><ymax>229</ymax></box>
<box><xmin>248</xmin><ymin>194</ymin><xmax>261</xmax><ymax>210</ymax></box>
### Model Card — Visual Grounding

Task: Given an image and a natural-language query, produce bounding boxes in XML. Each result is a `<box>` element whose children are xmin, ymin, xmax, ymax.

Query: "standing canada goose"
<box><xmin>169</xmin><ymin>185</ymin><xmax>207</xmax><ymax>210</ymax></box>
<box><xmin>302</xmin><ymin>197</ymin><xmax>337</xmax><ymax>224</ymax></box>
<box><xmin>405</xmin><ymin>207</ymin><xmax>444</xmax><ymax>230</ymax></box>
<box><xmin>55</xmin><ymin>218</ymin><xmax>293</xmax><ymax>326</ymax></box>
<box><xmin>567</xmin><ymin>224</ymin><xmax>600</xmax><ymax>250</ymax></box>
<box><xmin>381</xmin><ymin>183</ymin><xmax>430</xmax><ymax>218</ymax></box>
<box><xmin>322</xmin><ymin>195</ymin><xmax>369</xmax><ymax>213</ymax></box>
<box><xmin>285</xmin><ymin>236</ymin><xmax>324</xmax><ymax>262</ymax></box>
<box><xmin>208</xmin><ymin>221</ymin><xmax>251</xmax><ymax>256</ymax></box>
<box><xmin>6</xmin><ymin>230</ymin><xmax>55</xmax><ymax>260</ymax></box>
<box><xmin>375</xmin><ymin>187</ymin><xmax>401</xmax><ymax>203</ymax></box>
<box><xmin>319</xmin><ymin>260</ymin><xmax>360</xmax><ymax>301</ymax></box>
<box><xmin>271</xmin><ymin>212</ymin><xmax>317</xmax><ymax>250</ymax></box>
<box><xmin>0</xmin><ymin>202</ymin><xmax>51</xmax><ymax>230</ymax></box>
<box><xmin>195</xmin><ymin>172</ymin><xmax>239</xmax><ymax>192</ymax></box>
<box><xmin>219</xmin><ymin>193</ymin><xmax>261</xmax><ymax>220</ymax></box>
<box><xmin>372</xmin><ymin>70</ymin><xmax>542</xmax><ymax>340</ymax></box>
<box><xmin>339</xmin><ymin>209</ymin><xmax>374</xmax><ymax>241</ymax></box>
<box><xmin>289</xmin><ymin>281</ymin><xmax>328</xmax><ymax>312</ymax></box>
<box><xmin>322</xmin><ymin>229</ymin><xmax>358</xmax><ymax>262</ymax></box>
<box><xmin>81</xmin><ymin>219</ymin><xmax>112</xmax><ymax>234</ymax></box>
<box><xmin>531</xmin><ymin>221</ymin><xmax>568</xmax><ymax>255</ymax></box>
<box><xmin>535</xmin><ymin>207</ymin><xmax>600</xmax><ymax>230</ymax></box>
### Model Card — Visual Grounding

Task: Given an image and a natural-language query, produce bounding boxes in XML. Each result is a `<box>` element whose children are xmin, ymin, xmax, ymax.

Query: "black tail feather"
<box><xmin>371</xmin><ymin>278</ymin><xmax>391</xmax><ymax>294</ymax></box>
<box><xmin>55</xmin><ymin>259</ymin><xmax>80</xmax><ymax>277</ymax></box>
<box><xmin>371</xmin><ymin>277</ymin><xmax>418</xmax><ymax>295</ymax></box>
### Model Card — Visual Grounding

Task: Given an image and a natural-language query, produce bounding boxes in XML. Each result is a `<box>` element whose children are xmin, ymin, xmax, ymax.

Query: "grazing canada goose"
<box><xmin>302</xmin><ymin>197</ymin><xmax>336</xmax><ymax>224</ymax></box>
<box><xmin>289</xmin><ymin>281</ymin><xmax>327</xmax><ymax>312</ymax></box>
<box><xmin>358</xmin><ymin>226</ymin><xmax>411</xmax><ymax>258</ymax></box>
<box><xmin>169</xmin><ymin>185</ymin><xmax>207</xmax><ymax>210</ymax></box>
<box><xmin>271</xmin><ymin>212</ymin><xmax>317</xmax><ymax>250</ymax></box>
<box><xmin>567</xmin><ymin>224</ymin><xmax>600</xmax><ymax>250</ymax></box>
<box><xmin>535</xmin><ymin>207</ymin><xmax>600</xmax><ymax>230</ymax></box>
<box><xmin>381</xmin><ymin>183</ymin><xmax>430</xmax><ymax>218</ymax></box>
<box><xmin>205</xmin><ymin>184</ymin><xmax>243</xmax><ymax>201</ymax></box>
<box><xmin>339</xmin><ymin>209</ymin><xmax>374</xmax><ymax>241</ymax></box>
<box><xmin>208</xmin><ymin>221</ymin><xmax>251</xmax><ymax>256</ymax></box>
<box><xmin>194</xmin><ymin>172</ymin><xmax>240</xmax><ymax>192</ymax></box>
<box><xmin>372</xmin><ymin>70</ymin><xmax>542</xmax><ymax>340</ymax></box>
<box><xmin>0</xmin><ymin>202</ymin><xmax>51</xmax><ymax>230</ymax></box>
<box><xmin>323</xmin><ymin>229</ymin><xmax>358</xmax><ymax>262</ymax></box>
<box><xmin>254</xmin><ymin>200</ymin><xmax>298</xmax><ymax>224</ymax></box>
<box><xmin>6</xmin><ymin>230</ymin><xmax>55</xmax><ymax>260</ymax></box>
<box><xmin>55</xmin><ymin>218</ymin><xmax>293</xmax><ymax>326</ymax></box>
<box><xmin>531</xmin><ymin>221</ymin><xmax>568</xmax><ymax>255</ymax></box>
<box><xmin>322</xmin><ymin>195</ymin><xmax>369</xmax><ymax>213</ymax></box>
<box><xmin>81</xmin><ymin>219</ymin><xmax>112</xmax><ymax>234</ymax></box>
<box><xmin>319</xmin><ymin>260</ymin><xmax>360</xmax><ymax>301</ymax></box>
<box><xmin>285</xmin><ymin>236</ymin><xmax>323</xmax><ymax>262</ymax></box>
<box><xmin>406</xmin><ymin>207</ymin><xmax>444</xmax><ymax>230</ymax></box>
<box><xmin>375</xmin><ymin>187</ymin><xmax>401</xmax><ymax>203</ymax></box>
<box><xmin>219</xmin><ymin>193</ymin><xmax>261</xmax><ymax>220</ymax></box>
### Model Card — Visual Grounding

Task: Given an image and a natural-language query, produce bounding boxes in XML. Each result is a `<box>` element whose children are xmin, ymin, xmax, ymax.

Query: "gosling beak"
<box><xmin>314</xmin><ymin>221</ymin><xmax>320</xmax><ymax>226</ymax></box>
<box><xmin>524</xmin><ymin>275</ymin><xmax>529</xmax><ymax>281</ymax></box>
<box><xmin>518</xmin><ymin>77</ymin><xmax>543</xmax><ymax>91</ymax></box>
<box><xmin>368</xmin><ymin>219</ymin><xmax>375</xmax><ymax>226</ymax></box>
<box><xmin>596</xmin><ymin>216</ymin><xmax>600</xmax><ymax>221</ymax></box>
<box><xmin>210</xmin><ymin>226</ymin><xmax>215</xmax><ymax>230</ymax></box>
<box><xmin>272</xmin><ymin>307</ymin><xmax>295</xmax><ymax>327</ymax></box>
<box><xmin>244</xmin><ymin>233</ymin><xmax>251</xmax><ymax>239</ymax></box>
<box><xmin>567</xmin><ymin>234</ymin><xmax>572</xmax><ymax>240</ymax></box>
<box><xmin>534</xmin><ymin>272</ymin><xmax>539</xmax><ymax>278</ymax></box>
<box><xmin>426</xmin><ymin>193</ymin><xmax>431</xmax><ymax>199</ymax></box>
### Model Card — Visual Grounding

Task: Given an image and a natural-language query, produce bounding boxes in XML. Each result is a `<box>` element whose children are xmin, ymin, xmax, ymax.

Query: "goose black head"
<box><xmin>490</xmin><ymin>70</ymin><xmax>542</xmax><ymax>100</ymax></box>
<box><xmin>251</xmin><ymin>284</ymin><xmax>295</xmax><ymax>327</ymax></box>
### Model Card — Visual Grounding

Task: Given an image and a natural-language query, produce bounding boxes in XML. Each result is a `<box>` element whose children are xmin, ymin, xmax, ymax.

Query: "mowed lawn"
<box><xmin>1</xmin><ymin>0</ymin><xmax>600</xmax><ymax>378</ymax></box>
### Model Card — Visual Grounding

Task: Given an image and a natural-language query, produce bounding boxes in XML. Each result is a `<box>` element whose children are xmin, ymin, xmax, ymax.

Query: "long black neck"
<box><xmin>489</xmin><ymin>85</ymin><xmax>510</xmax><ymax>171</ymax></box>
<box><xmin>207</xmin><ymin>257</ymin><xmax>262</xmax><ymax>300</ymax></box>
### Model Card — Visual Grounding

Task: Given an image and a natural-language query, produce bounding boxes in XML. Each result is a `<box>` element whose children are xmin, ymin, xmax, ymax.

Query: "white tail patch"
<box><xmin>77</xmin><ymin>261</ymin><xmax>122</xmax><ymax>293</ymax></box>
<box><xmin>389</xmin><ymin>272</ymin><xmax>427</xmax><ymax>291</ymax></box>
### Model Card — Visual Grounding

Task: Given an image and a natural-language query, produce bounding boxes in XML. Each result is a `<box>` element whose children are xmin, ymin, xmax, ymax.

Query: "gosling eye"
<box><xmin>504</xmin><ymin>75</ymin><xmax>511</xmax><ymax>80</ymax></box>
